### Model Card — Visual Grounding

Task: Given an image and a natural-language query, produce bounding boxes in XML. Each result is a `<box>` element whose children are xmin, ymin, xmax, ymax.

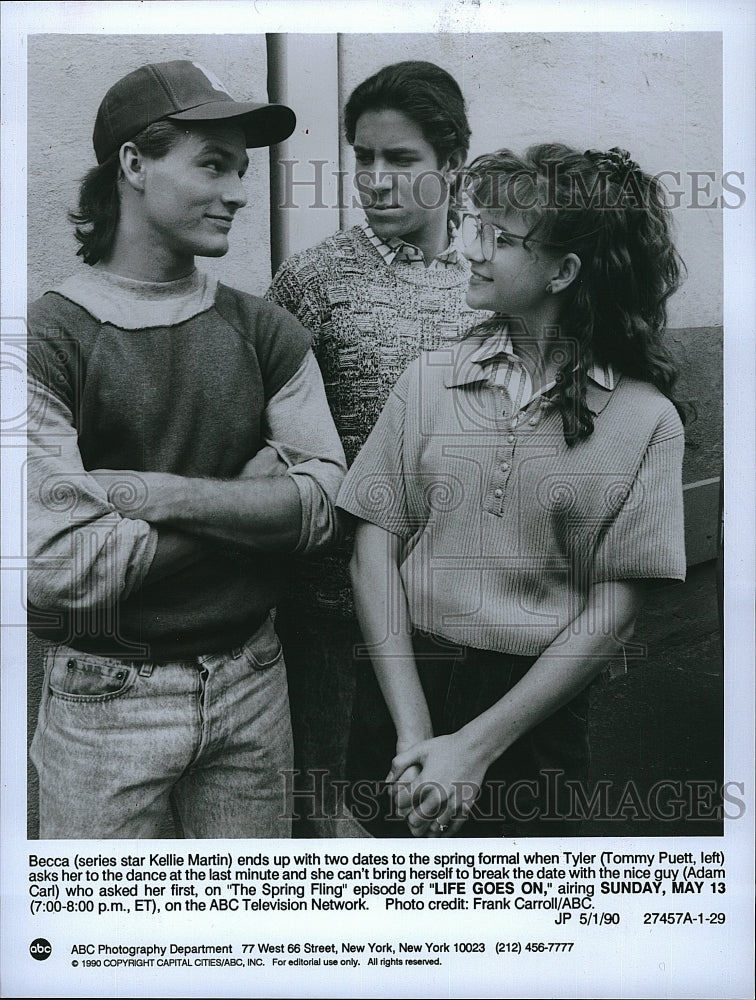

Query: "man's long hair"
<box><xmin>70</xmin><ymin>120</ymin><xmax>186</xmax><ymax>265</ymax></box>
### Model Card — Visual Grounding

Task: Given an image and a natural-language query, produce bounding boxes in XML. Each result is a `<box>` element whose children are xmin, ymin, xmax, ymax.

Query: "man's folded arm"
<box><xmin>27</xmin><ymin>379</ymin><xmax>207</xmax><ymax>613</ymax></box>
<box><xmin>96</xmin><ymin>350</ymin><xmax>347</xmax><ymax>555</ymax></box>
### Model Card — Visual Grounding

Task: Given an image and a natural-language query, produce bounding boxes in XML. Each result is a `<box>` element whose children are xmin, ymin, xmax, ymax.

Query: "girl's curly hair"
<box><xmin>464</xmin><ymin>143</ymin><xmax>688</xmax><ymax>445</ymax></box>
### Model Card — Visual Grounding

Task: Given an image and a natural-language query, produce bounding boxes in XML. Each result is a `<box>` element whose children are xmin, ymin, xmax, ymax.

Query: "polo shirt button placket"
<box><xmin>492</xmin><ymin>437</ymin><xmax>511</xmax><ymax>508</ymax></box>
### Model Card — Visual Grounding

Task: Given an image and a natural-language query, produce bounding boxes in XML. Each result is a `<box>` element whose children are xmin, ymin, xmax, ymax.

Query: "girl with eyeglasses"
<box><xmin>337</xmin><ymin>143</ymin><xmax>687</xmax><ymax>837</ymax></box>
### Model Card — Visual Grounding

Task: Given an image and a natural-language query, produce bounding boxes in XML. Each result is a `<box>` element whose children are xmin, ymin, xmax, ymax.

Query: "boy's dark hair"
<box><xmin>70</xmin><ymin>120</ymin><xmax>186</xmax><ymax>265</ymax></box>
<box><xmin>344</xmin><ymin>61</ymin><xmax>471</xmax><ymax>222</ymax></box>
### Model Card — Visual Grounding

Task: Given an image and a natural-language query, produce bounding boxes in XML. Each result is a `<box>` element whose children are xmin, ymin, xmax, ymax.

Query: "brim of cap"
<box><xmin>167</xmin><ymin>101</ymin><xmax>296</xmax><ymax>147</ymax></box>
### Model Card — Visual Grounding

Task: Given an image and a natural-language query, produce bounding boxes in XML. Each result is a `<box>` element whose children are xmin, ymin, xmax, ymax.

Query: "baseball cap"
<box><xmin>93</xmin><ymin>59</ymin><xmax>296</xmax><ymax>163</ymax></box>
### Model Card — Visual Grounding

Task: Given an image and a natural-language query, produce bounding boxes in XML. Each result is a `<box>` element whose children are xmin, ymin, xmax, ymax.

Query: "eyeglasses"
<box><xmin>460</xmin><ymin>213</ymin><xmax>558</xmax><ymax>261</ymax></box>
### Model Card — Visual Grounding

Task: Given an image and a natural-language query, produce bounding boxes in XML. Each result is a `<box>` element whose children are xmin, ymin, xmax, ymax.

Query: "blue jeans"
<box><xmin>30</xmin><ymin>616</ymin><xmax>293</xmax><ymax>839</ymax></box>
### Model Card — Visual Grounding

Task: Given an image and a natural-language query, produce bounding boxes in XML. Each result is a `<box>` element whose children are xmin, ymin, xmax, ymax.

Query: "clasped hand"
<box><xmin>386</xmin><ymin>731</ymin><xmax>488</xmax><ymax>838</ymax></box>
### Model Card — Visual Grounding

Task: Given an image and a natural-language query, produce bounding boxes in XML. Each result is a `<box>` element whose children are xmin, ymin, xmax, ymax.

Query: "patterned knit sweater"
<box><xmin>266</xmin><ymin>224</ymin><xmax>481</xmax><ymax>614</ymax></box>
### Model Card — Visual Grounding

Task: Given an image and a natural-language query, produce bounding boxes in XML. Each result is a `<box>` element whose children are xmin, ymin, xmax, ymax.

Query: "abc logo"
<box><xmin>30</xmin><ymin>938</ymin><xmax>52</xmax><ymax>961</ymax></box>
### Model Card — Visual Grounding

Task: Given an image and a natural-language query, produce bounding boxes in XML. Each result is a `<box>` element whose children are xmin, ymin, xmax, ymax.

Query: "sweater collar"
<box><xmin>51</xmin><ymin>265</ymin><xmax>218</xmax><ymax>329</ymax></box>
<box><xmin>361</xmin><ymin>221</ymin><xmax>459</xmax><ymax>266</ymax></box>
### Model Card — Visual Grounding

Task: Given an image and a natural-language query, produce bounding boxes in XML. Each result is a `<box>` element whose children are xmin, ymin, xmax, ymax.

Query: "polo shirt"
<box><xmin>337</xmin><ymin>334</ymin><xmax>686</xmax><ymax>657</ymax></box>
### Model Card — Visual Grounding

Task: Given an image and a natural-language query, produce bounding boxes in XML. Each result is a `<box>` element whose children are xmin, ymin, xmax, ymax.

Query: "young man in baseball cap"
<box><xmin>26</xmin><ymin>60</ymin><xmax>346</xmax><ymax>839</ymax></box>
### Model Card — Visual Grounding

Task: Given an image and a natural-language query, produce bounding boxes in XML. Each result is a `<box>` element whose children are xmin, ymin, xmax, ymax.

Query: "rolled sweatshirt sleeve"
<box><xmin>27</xmin><ymin>376</ymin><xmax>159</xmax><ymax>613</ymax></box>
<box><xmin>263</xmin><ymin>350</ymin><xmax>347</xmax><ymax>554</ymax></box>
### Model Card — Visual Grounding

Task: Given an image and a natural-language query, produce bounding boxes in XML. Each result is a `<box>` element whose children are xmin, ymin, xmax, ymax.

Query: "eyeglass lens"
<box><xmin>461</xmin><ymin>215</ymin><xmax>495</xmax><ymax>261</ymax></box>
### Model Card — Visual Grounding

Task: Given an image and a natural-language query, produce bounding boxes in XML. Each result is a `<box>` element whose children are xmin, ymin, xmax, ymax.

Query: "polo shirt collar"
<box><xmin>444</xmin><ymin>330</ymin><xmax>617</xmax><ymax>415</ymax></box>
